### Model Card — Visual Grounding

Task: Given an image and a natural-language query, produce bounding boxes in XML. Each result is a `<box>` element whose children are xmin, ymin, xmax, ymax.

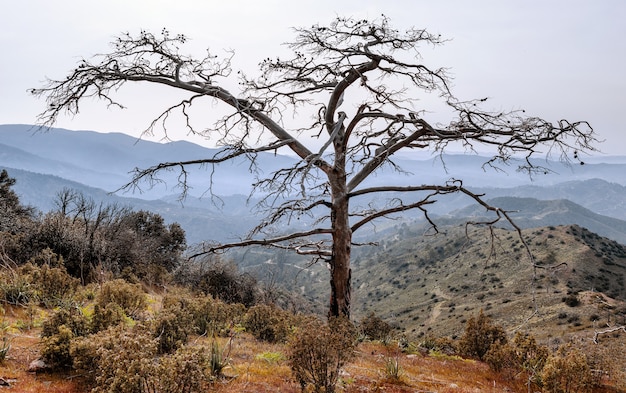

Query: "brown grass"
<box><xmin>2</xmin><ymin>266</ymin><xmax>625</xmax><ymax>393</ymax></box>
<box><xmin>0</xmin><ymin>332</ymin><xmax>83</xmax><ymax>392</ymax></box>
<box><xmin>2</xmin><ymin>310</ymin><xmax>624</xmax><ymax>393</ymax></box>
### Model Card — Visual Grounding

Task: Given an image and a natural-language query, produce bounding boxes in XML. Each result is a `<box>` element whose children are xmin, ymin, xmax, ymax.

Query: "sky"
<box><xmin>1</xmin><ymin>0</ymin><xmax>624</xmax><ymax>156</ymax></box>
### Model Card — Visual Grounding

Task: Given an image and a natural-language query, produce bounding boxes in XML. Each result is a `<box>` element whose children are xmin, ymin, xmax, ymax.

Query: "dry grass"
<box><xmin>209</xmin><ymin>337</ymin><xmax>527</xmax><ymax>393</ymax></box>
<box><xmin>1</xmin><ymin>306</ymin><xmax>625</xmax><ymax>393</ymax></box>
<box><xmin>0</xmin><ymin>329</ymin><xmax>83</xmax><ymax>392</ymax></box>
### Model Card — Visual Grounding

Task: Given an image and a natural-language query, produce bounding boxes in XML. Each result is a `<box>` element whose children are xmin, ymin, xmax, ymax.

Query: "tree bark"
<box><xmin>328</xmin><ymin>132</ymin><xmax>352</xmax><ymax>318</ymax></box>
<box><xmin>329</xmin><ymin>187</ymin><xmax>352</xmax><ymax>318</ymax></box>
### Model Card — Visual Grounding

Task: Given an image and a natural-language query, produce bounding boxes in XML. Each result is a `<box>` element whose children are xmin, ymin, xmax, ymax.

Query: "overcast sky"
<box><xmin>1</xmin><ymin>0</ymin><xmax>624</xmax><ymax>156</ymax></box>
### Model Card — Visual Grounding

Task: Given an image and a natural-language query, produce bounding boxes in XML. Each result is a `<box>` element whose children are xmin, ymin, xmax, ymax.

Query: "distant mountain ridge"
<box><xmin>0</xmin><ymin>124</ymin><xmax>283</xmax><ymax>198</ymax></box>
<box><xmin>451</xmin><ymin>196</ymin><xmax>626</xmax><ymax>245</ymax></box>
<box><xmin>3</xmin><ymin>124</ymin><xmax>626</xmax><ymax>198</ymax></box>
<box><xmin>3</xmin><ymin>123</ymin><xmax>626</xmax><ymax>246</ymax></box>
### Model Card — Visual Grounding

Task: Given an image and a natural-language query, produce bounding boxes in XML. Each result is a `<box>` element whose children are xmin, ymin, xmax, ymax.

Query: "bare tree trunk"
<box><xmin>328</xmin><ymin>147</ymin><xmax>352</xmax><ymax>318</ymax></box>
<box><xmin>329</xmin><ymin>194</ymin><xmax>352</xmax><ymax>318</ymax></box>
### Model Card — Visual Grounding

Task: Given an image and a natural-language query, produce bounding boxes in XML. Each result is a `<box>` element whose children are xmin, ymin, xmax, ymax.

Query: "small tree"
<box><xmin>33</xmin><ymin>16</ymin><xmax>597</xmax><ymax>318</ymax></box>
<box><xmin>29</xmin><ymin>190</ymin><xmax>186</xmax><ymax>283</ymax></box>
<box><xmin>486</xmin><ymin>331</ymin><xmax>549</xmax><ymax>389</ymax></box>
<box><xmin>458</xmin><ymin>309</ymin><xmax>507</xmax><ymax>361</ymax></box>
<box><xmin>0</xmin><ymin>169</ymin><xmax>35</xmax><ymax>233</ymax></box>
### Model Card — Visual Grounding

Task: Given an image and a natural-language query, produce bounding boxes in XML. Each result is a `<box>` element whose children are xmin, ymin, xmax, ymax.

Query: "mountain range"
<box><xmin>2</xmin><ymin>123</ymin><xmax>626</xmax><ymax>246</ymax></box>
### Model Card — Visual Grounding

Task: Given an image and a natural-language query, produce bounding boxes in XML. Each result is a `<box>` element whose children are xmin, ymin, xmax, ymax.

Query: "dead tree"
<box><xmin>32</xmin><ymin>17</ymin><xmax>597</xmax><ymax>318</ymax></box>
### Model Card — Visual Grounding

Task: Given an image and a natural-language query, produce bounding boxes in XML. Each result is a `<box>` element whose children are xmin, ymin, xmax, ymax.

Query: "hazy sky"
<box><xmin>1</xmin><ymin>0</ymin><xmax>624</xmax><ymax>156</ymax></box>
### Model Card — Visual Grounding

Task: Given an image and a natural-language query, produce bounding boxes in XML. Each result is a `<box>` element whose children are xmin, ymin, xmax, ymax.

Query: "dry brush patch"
<box><xmin>2</xmin><ymin>280</ymin><xmax>625</xmax><ymax>393</ymax></box>
<box><xmin>2</xmin><ymin>319</ymin><xmax>624</xmax><ymax>393</ymax></box>
<box><xmin>0</xmin><ymin>307</ymin><xmax>83</xmax><ymax>393</ymax></box>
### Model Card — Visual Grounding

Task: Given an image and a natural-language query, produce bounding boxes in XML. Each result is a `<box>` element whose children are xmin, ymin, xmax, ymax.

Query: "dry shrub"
<box><xmin>97</xmin><ymin>279</ymin><xmax>147</xmax><ymax>319</ymax></box>
<box><xmin>580</xmin><ymin>337</ymin><xmax>626</xmax><ymax>390</ymax></box>
<box><xmin>41</xmin><ymin>324</ymin><xmax>75</xmax><ymax>369</ymax></box>
<box><xmin>90</xmin><ymin>302</ymin><xmax>127</xmax><ymax>333</ymax></box>
<box><xmin>72</xmin><ymin>323</ymin><xmax>213</xmax><ymax>393</ymax></box>
<box><xmin>457</xmin><ymin>309</ymin><xmax>507</xmax><ymax>361</ymax></box>
<box><xmin>27</xmin><ymin>248</ymin><xmax>80</xmax><ymax>307</ymax></box>
<box><xmin>152</xmin><ymin>303</ymin><xmax>193</xmax><ymax>354</ymax></box>
<box><xmin>31</xmin><ymin>263</ymin><xmax>80</xmax><ymax>307</ymax></box>
<box><xmin>73</xmin><ymin>323</ymin><xmax>158</xmax><ymax>393</ymax></box>
<box><xmin>174</xmin><ymin>258</ymin><xmax>258</xmax><ymax>307</ymax></box>
<box><xmin>541</xmin><ymin>345</ymin><xmax>595</xmax><ymax>393</ymax></box>
<box><xmin>40</xmin><ymin>306</ymin><xmax>90</xmax><ymax>369</ymax></box>
<box><xmin>165</xmin><ymin>290</ymin><xmax>245</xmax><ymax>336</ymax></box>
<box><xmin>0</xmin><ymin>259</ymin><xmax>79</xmax><ymax>308</ymax></box>
<box><xmin>287</xmin><ymin>316</ymin><xmax>357</xmax><ymax>393</ymax></box>
<box><xmin>244</xmin><ymin>304</ymin><xmax>294</xmax><ymax>343</ymax></box>
<box><xmin>359</xmin><ymin>312</ymin><xmax>392</xmax><ymax>341</ymax></box>
<box><xmin>156</xmin><ymin>346</ymin><xmax>212</xmax><ymax>393</ymax></box>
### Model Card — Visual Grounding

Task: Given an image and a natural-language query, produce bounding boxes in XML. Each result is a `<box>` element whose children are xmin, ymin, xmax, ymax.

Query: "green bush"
<box><xmin>244</xmin><ymin>304</ymin><xmax>293</xmax><ymax>343</ymax></box>
<box><xmin>288</xmin><ymin>316</ymin><xmax>357</xmax><ymax>393</ymax></box>
<box><xmin>97</xmin><ymin>279</ymin><xmax>147</xmax><ymax>319</ymax></box>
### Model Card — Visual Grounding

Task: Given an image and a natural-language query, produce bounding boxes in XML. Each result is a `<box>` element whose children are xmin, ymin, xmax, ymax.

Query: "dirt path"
<box><xmin>425</xmin><ymin>285</ymin><xmax>451</xmax><ymax>327</ymax></box>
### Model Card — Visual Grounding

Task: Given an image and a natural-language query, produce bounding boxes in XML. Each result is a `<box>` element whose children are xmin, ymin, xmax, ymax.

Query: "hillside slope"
<box><xmin>345</xmin><ymin>223</ymin><xmax>626</xmax><ymax>341</ymax></box>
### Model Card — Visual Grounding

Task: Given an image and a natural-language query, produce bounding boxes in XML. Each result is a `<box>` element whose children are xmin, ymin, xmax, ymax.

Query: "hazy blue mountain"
<box><xmin>3</xmin><ymin>124</ymin><xmax>625</xmax><ymax>201</ymax></box>
<box><xmin>1</xmin><ymin>166</ymin><xmax>256</xmax><ymax>245</ymax></box>
<box><xmin>0</xmin><ymin>142</ymin><xmax>130</xmax><ymax>193</ymax></box>
<box><xmin>451</xmin><ymin>196</ymin><xmax>626</xmax><ymax>245</ymax></box>
<box><xmin>3</xmin><ymin>123</ymin><xmax>626</xmax><ymax>246</ymax></box>
<box><xmin>470</xmin><ymin>179</ymin><xmax>626</xmax><ymax>220</ymax></box>
<box><xmin>0</xmin><ymin>124</ymin><xmax>297</xmax><ymax>198</ymax></box>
